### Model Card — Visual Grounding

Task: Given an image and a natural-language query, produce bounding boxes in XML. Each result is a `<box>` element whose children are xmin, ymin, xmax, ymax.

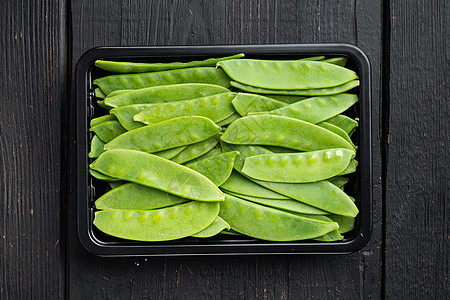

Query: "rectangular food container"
<box><xmin>75</xmin><ymin>44</ymin><xmax>372</xmax><ymax>256</ymax></box>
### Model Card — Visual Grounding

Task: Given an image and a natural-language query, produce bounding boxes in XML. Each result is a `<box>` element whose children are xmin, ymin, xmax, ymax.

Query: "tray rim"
<box><xmin>75</xmin><ymin>43</ymin><xmax>373</xmax><ymax>257</ymax></box>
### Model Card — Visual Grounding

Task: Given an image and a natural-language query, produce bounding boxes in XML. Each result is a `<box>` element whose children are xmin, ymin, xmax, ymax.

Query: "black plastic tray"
<box><xmin>75</xmin><ymin>44</ymin><xmax>372</xmax><ymax>257</ymax></box>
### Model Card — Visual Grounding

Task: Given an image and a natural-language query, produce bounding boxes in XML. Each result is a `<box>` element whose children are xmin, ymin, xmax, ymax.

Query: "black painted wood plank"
<box><xmin>385</xmin><ymin>0</ymin><xmax>449</xmax><ymax>298</ymax></box>
<box><xmin>0</xmin><ymin>0</ymin><xmax>66</xmax><ymax>299</ymax></box>
<box><xmin>68</xmin><ymin>1</ymin><xmax>382</xmax><ymax>299</ymax></box>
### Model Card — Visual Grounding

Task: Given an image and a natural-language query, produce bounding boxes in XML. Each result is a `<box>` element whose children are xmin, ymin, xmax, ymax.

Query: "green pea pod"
<box><xmin>338</xmin><ymin>159</ymin><xmax>358</xmax><ymax>175</ymax></box>
<box><xmin>93</xmin><ymin>201</ymin><xmax>220</xmax><ymax>241</ymax></box>
<box><xmin>110</xmin><ymin>104</ymin><xmax>152</xmax><ymax>130</ymax></box>
<box><xmin>217</xmin><ymin>59</ymin><xmax>357</xmax><ymax>90</ymax></box>
<box><xmin>328</xmin><ymin>176</ymin><xmax>349</xmax><ymax>188</ymax></box>
<box><xmin>328</xmin><ymin>214</ymin><xmax>355</xmax><ymax>234</ymax></box>
<box><xmin>103</xmin><ymin>83</ymin><xmax>230</xmax><ymax>108</ymax></box>
<box><xmin>325</xmin><ymin>115</ymin><xmax>359</xmax><ymax>135</ymax></box>
<box><xmin>241</xmin><ymin>149</ymin><xmax>356</xmax><ymax>183</ymax></box>
<box><xmin>105</xmin><ymin>116</ymin><xmax>220</xmax><ymax>153</ymax></box>
<box><xmin>95</xmin><ymin>88</ymin><xmax>106</xmax><ymax>98</ymax></box>
<box><xmin>88</xmin><ymin>135</ymin><xmax>105</xmax><ymax>158</ymax></box>
<box><xmin>89</xmin><ymin>169</ymin><xmax>121</xmax><ymax>182</ymax></box>
<box><xmin>323</xmin><ymin>57</ymin><xmax>348</xmax><ymax>67</ymax></box>
<box><xmin>248</xmin><ymin>93</ymin><xmax>358</xmax><ymax>124</ymax></box>
<box><xmin>231</xmin><ymin>80</ymin><xmax>360</xmax><ymax>96</ymax></box>
<box><xmin>94</xmin><ymin>67</ymin><xmax>231</xmax><ymax>94</ymax></box>
<box><xmin>134</xmin><ymin>92</ymin><xmax>236</xmax><ymax>125</ymax></box>
<box><xmin>90</xmin><ymin>120</ymin><xmax>126</xmax><ymax>143</ymax></box>
<box><xmin>187</xmin><ymin>147</ymin><xmax>222</xmax><ymax>165</ymax></box>
<box><xmin>106</xmin><ymin>89</ymin><xmax>131</xmax><ymax>98</ymax></box>
<box><xmin>90</xmin><ymin>149</ymin><xmax>224</xmax><ymax>201</ymax></box>
<box><xmin>186</xmin><ymin>151</ymin><xmax>239</xmax><ymax>186</ymax></box>
<box><xmin>95</xmin><ymin>182</ymin><xmax>188</xmax><ymax>210</ymax></box>
<box><xmin>219</xmin><ymin>194</ymin><xmax>339</xmax><ymax>241</ymax></box>
<box><xmin>221</xmin><ymin>115</ymin><xmax>355</xmax><ymax>151</ymax></box>
<box><xmin>231</xmin><ymin>93</ymin><xmax>287</xmax><ymax>116</ymax></box>
<box><xmin>317</xmin><ymin>121</ymin><xmax>357</xmax><ymax>149</ymax></box>
<box><xmin>263</xmin><ymin>94</ymin><xmax>307</xmax><ymax>104</ymax></box>
<box><xmin>226</xmin><ymin>192</ymin><xmax>328</xmax><ymax>215</ymax></box>
<box><xmin>216</xmin><ymin>112</ymin><xmax>240</xmax><ymax>126</ymax></box>
<box><xmin>262</xmin><ymin>145</ymin><xmax>295</xmax><ymax>153</ymax></box>
<box><xmin>153</xmin><ymin>146</ymin><xmax>187</xmax><ymax>160</ymax></box>
<box><xmin>90</xmin><ymin>114</ymin><xmax>117</xmax><ymax>127</ymax></box>
<box><xmin>108</xmin><ymin>181</ymin><xmax>127</xmax><ymax>189</ymax></box>
<box><xmin>220</xmin><ymin>141</ymin><xmax>273</xmax><ymax>172</ymax></box>
<box><xmin>171</xmin><ymin>135</ymin><xmax>219</xmax><ymax>164</ymax></box>
<box><xmin>252</xmin><ymin>179</ymin><xmax>359</xmax><ymax>217</ymax></box>
<box><xmin>95</xmin><ymin>54</ymin><xmax>245</xmax><ymax>73</ymax></box>
<box><xmin>220</xmin><ymin>171</ymin><xmax>289</xmax><ymax>200</ymax></box>
<box><xmin>191</xmin><ymin>216</ymin><xmax>231</xmax><ymax>238</ymax></box>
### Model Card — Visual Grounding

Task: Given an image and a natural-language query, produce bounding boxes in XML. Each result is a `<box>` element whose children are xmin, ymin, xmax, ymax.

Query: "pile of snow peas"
<box><xmin>89</xmin><ymin>53</ymin><xmax>360</xmax><ymax>242</ymax></box>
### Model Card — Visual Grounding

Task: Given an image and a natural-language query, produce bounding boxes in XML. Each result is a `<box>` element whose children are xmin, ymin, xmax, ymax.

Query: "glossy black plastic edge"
<box><xmin>75</xmin><ymin>44</ymin><xmax>373</xmax><ymax>257</ymax></box>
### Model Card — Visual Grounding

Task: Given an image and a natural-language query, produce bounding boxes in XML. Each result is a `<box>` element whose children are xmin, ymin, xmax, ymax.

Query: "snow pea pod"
<box><xmin>103</xmin><ymin>83</ymin><xmax>230</xmax><ymax>108</ymax></box>
<box><xmin>219</xmin><ymin>194</ymin><xmax>338</xmax><ymax>241</ymax></box>
<box><xmin>317</xmin><ymin>121</ymin><xmax>357</xmax><ymax>149</ymax></box>
<box><xmin>328</xmin><ymin>176</ymin><xmax>349</xmax><ymax>188</ymax></box>
<box><xmin>110</xmin><ymin>104</ymin><xmax>152</xmax><ymax>130</ymax></box>
<box><xmin>95</xmin><ymin>88</ymin><xmax>106</xmax><ymax>98</ymax></box>
<box><xmin>95</xmin><ymin>54</ymin><xmax>245</xmax><ymax>73</ymax></box>
<box><xmin>108</xmin><ymin>181</ymin><xmax>127</xmax><ymax>189</ymax></box>
<box><xmin>153</xmin><ymin>146</ymin><xmax>187</xmax><ymax>160</ymax></box>
<box><xmin>105</xmin><ymin>116</ymin><xmax>220</xmax><ymax>153</ymax></box>
<box><xmin>88</xmin><ymin>135</ymin><xmax>105</xmax><ymax>158</ymax></box>
<box><xmin>241</xmin><ymin>149</ymin><xmax>356</xmax><ymax>183</ymax></box>
<box><xmin>231</xmin><ymin>93</ymin><xmax>286</xmax><ymax>116</ymax></box>
<box><xmin>171</xmin><ymin>135</ymin><xmax>219</xmax><ymax>164</ymax></box>
<box><xmin>338</xmin><ymin>159</ymin><xmax>358</xmax><ymax>175</ymax></box>
<box><xmin>218</xmin><ymin>59</ymin><xmax>357</xmax><ymax>90</ymax></box>
<box><xmin>325</xmin><ymin>114</ymin><xmax>359</xmax><ymax>135</ymax></box>
<box><xmin>191</xmin><ymin>216</ymin><xmax>230</xmax><ymax>238</ymax></box>
<box><xmin>106</xmin><ymin>89</ymin><xmax>131</xmax><ymax>98</ymax></box>
<box><xmin>187</xmin><ymin>147</ymin><xmax>222</xmax><ymax>164</ymax></box>
<box><xmin>225</xmin><ymin>192</ymin><xmax>328</xmax><ymax>215</ymax></box>
<box><xmin>220</xmin><ymin>171</ymin><xmax>289</xmax><ymax>199</ymax></box>
<box><xmin>134</xmin><ymin>92</ymin><xmax>236</xmax><ymax>125</ymax></box>
<box><xmin>220</xmin><ymin>141</ymin><xmax>273</xmax><ymax>172</ymax></box>
<box><xmin>263</xmin><ymin>94</ymin><xmax>307</xmax><ymax>104</ymax></box>
<box><xmin>90</xmin><ymin>114</ymin><xmax>117</xmax><ymax>128</ymax></box>
<box><xmin>90</xmin><ymin>149</ymin><xmax>224</xmax><ymax>201</ymax></box>
<box><xmin>221</xmin><ymin>115</ymin><xmax>355</xmax><ymax>151</ymax></box>
<box><xmin>95</xmin><ymin>183</ymin><xmax>188</xmax><ymax>210</ymax></box>
<box><xmin>186</xmin><ymin>151</ymin><xmax>238</xmax><ymax>186</ymax></box>
<box><xmin>94</xmin><ymin>67</ymin><xmax>231</xmax><ymax>94</ymax></box>
<box><xmin>252</xmin><ymin>179</ymin><xmax>359</xmax><ymax>217</ymax></box>
<box><xmin>248</xmin><ymin>93</ymin><xmax>358</xmax><ymax>124</ymax></box>
<box><xmin>231</xmin><ymin>80</ymin><xmax>360</xmax><ymax>96</ymax></box>
<box><xmin>90</xmin><ymin>120</ymin><xmax>126</xmax><ymax>143</ymax></box>
<box><xmin>323</xmin><ymin>57</ymin><xmax>348</xmax><ymax>67</ymax></box>
<box><xmin>328</xmin><ymin>214</ymin><xmax>355</xmax><ymax>234</ymax></box>
<box><xmin>216</xmin><ymin>112</ymin><xmax>240</xmax><ymax>126</ymax></box>
<box><xmin>89</xmin><ymin>169</ymin><xmax>121</xmax><ymax>182</ymax></box>
<box><xmin>94</xmin><ymin>201</ymin><xmax>220</xmax><ymax>241</ymax></box>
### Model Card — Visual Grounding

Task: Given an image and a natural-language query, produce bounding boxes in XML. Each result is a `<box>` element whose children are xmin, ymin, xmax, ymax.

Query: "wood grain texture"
<box><xmin>385</xmin><ymin>0</ymin><xmax>449</xmax><ymax>298</ymax></box>
<box><xmin>68</xmin><ymin>1</ymin><xmax>383</xmax><ymax>299</ymax></box>
<box><xmin>0</xmin><ymin>0</ymin><xmax>66</xmax><ymax>299</ymax></box>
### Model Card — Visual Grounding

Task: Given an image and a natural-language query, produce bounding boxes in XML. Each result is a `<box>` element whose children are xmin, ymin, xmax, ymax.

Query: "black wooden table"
<box><xmin>1</xmin><ymin>1</ymin><xmax>448</xmax><ymax>299</ymax></box>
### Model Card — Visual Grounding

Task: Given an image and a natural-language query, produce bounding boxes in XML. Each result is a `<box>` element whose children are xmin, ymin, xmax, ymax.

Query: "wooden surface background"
<box><xmin>0</xmin><ymin>0</ymin><xmax>448</xmax><ymax>299</ymax></box>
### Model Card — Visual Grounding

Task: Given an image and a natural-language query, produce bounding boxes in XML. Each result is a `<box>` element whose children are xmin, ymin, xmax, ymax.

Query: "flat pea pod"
<box><xmin>89</xmin><ymin>169</ymin><xmax>122</xmax><ymax>182</ymax></box>
<box><xmin>103</xmin><ymin>83</ymin><xmax>230</xmax><ymax>108</ymax></box>
<box><xmin>220</xmin><ymin>171</ymin><xmax>289</xmax><ymax>200</ymax></box>
<box><xmin>218</xmin><ymin>59</ymin><xmax>357</xmax><ymax>90</ymax></box>
<box><xmin>323</xmin><ymin>57</ymin><xmax>348</xmax><ymax>67</ymax></box>
<box><xmin>95</xmin><ymin>182</ymin><xmax>187</xmax><ymax>210</ymax></box>
<box><xmin>90</xmin><ymin>120</ymin><xmax>126</xmax><ymax>143</ymax></box>
<box><xmin>88</xmin><ymin>135</ymin><xmax>105</xmax><ymax>158</ymax></box>
<box><xmin>318</xmin><ymin>121</ymin><xmax>357</xmax><ymax>149</ymax></box>
<box><xmin>252</xmin><ymin>179</ymin><xmax>359</xmax><ymax>217</ymax></box>
<box><xmin>95</xmin><ymin>54</ymin><xmax>245</xmax><ymax>73</ymax></box>
<box><xmin>219</xmin><ymin>194</ymin><xmax>339</xmax><ymax>241</ymax></box>
<box><xmin>262</xmin><ymin>145</ymin><xmax>295</xmax><ymax>153</ymax></box>
<box><xmin>313</xmin><ymin>229</ymin><xmax>343</xmax><ymax>241</ymax></box>
<box><xmin>231</xmin><ymin>93</ymin><xmax>287</xmax><ymax>116</ymax></box>
<box><xmin>134</xmin><ymin>92</ymin><xmax>236</xmax><ymax>125</ymax></box>
<box><xmin>328</xmin><ymin>214</ymin><xmax>355</xmax><ymax>234</ymax></box>
<box><xmin>241</xmin><ymin>149</ymin><xmax>356</xmax><ymax>183</ymax></box>
<box><xmin>90</xmin><ymin>114</ymin><xmax>117</xmax><ymax>128</ymax></box>
<box><xmin>105</xmin><ymin>116</ymin><xmax>220</xmax><ymax>153</ymax></box>
<box><xmin>106</xmin><ymin>89</ymin><xmax>131</xmax><ymax>98</ymax></box>
<box><xmin>90</xmin><ymin>149</ymin><xmax>224</xmax><ymax>201</ymax></box>
<box><xmin>216</xmin><ymin>112</ymin><xmax>240</xmax><ymax>126</ymax></box>
<box><xmin>94</xmin><ymin>67</ymin><xmax>231</xmax><ymax>95</ymax></box>
<box><xmin>93</xmin><ymin>201</ymin><xmax>220</xmax><ymax>241</ymax></box>
<box><xmin>95</xmin><ymin>88</ymin><xmax>106</xmax><ymax>98</ymax></box>
<box><xmin>231</xmin><ymin>80</ymin><xmax>360</xmax><ymax>96</ymax></box>
<box><xmin>221</xmin><ymin>115</ymin><xmax>355</xmax><ymax>151</ymax></box>
<box><xmin>186</xmin><ymin>151</ymin><xmax>239</xmax><ymax>186</ymax></box>
<box><xmin>249</xmin><ymin>93</ymin><xmax>358</xmax><ymax>125</ymax></box>
<box><xmin>328</xmin><ymin>176</ymin><xmax>349</xmax><ymax>188</ymax></box>
<box><xmin>220</xmin><ymin>141</ymin><xmax>273</xmax><ymax>172</ymax></box>
<box><xmin>263</xmin><ymin>94</ymin><xmax>307</xmax><ymax>104</ymax></box>
<box><xmin>226</xmin><ymin>192</ymin><xmax>328</xmax><ymax>215</ymax></box>
<box><xmin>110</xmin><ymin>104</ymin><xmax>152</xmax><ymax>130</ymax></box>
<box><xmin>298</xmin><ymin>56</ymin><xmax>325</xmax><ymax>61</ymax></box>
<box><xmin>153</xmin><ymin>146</ymin><xmax>187</xmax><ymax>160</ymax></box>
<box><xmin>108</xmin><ymin>181</ymin><xmax>127</xmax><ymax>189</ymax></box>
<box><xmin>171</xmin><ymin>135</ymin><xmax>219</xmax><ymax>164</ymax></box>
<box><xmin>191</xmin><ymin>216</ymin><xmax>230</xmax><ymax>238</ymax></box>
<box><xmin>186</xmin><ymin>147</ymin><xmax>222</xmax><ymax>164</ymax></box>
<box><xmin>325</xmin><ymin>114</ymin><xmax>359</xmax><ymax>135</ymax></box>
